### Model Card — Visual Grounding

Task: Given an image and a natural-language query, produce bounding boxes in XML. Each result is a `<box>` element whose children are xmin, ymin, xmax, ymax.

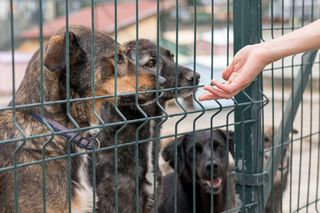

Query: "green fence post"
<box><xmin>234</xmin><ymin>1</ymin><xmax>265</xmax><ymax>212</ymax></box>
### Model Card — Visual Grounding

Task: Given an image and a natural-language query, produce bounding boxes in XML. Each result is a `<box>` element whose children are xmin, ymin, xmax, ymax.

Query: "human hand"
<box><xmin>199</xmin><ymin>44</ymin><xmax>270</xmax><ymax>100</ymax></box>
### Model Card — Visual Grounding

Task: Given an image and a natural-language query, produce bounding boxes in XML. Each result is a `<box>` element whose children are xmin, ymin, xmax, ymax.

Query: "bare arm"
<box><xmin>199</xmin><ymin>19</ymin><xmax>320</xmax><ymax>101</ymax></box>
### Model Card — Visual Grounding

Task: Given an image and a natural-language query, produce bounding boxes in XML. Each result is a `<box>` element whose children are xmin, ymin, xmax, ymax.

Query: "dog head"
<box><xmin>162</xmin><ymin>129</ymin><xmax>234</xmax><ymax>194</ymax></box>
<box><xmin>263</xmin><ymin>126</ymin><xmax>297</xmax><ymax>162</ymax></box>
<box><xmin>43</xmin><ymin>26</ymin><xmax>165</xmax><ymax>124</ymax></box>
<box><xmin>124</xmin><ymin>39</ymin><xmax>200</xmax><ymax>100</ymax></box>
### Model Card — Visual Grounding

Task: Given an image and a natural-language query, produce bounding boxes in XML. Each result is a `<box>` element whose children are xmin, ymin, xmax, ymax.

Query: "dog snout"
<box><xmin>150</xmin><ymin>74</ymin><xmax>166</xmax><ymax>86</ymax></box>
<box><xmin>206</xmin><ymin>161</ymin><xmax>219</xmax><ymax>175</ymax></box>
<box><xmin>158</xmin><ymin>76</ymin><xmax>167</xmax><ymax>86</ymax></box>
<box><xmin>185</xmin><ymin>71</ymin><xmax>201</xmax><ymax>84</ymax></box>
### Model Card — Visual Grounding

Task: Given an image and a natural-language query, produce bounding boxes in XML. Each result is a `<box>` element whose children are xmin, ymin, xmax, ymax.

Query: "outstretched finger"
<box><xmin>198</xmin><ymin>92</ymin><xmax>220</xmax><ymax>101</ymax></box>
<box><xmin>203</xmin><ymin>85</ymin><xmax>233</xmax><ymax>99</ymax></box>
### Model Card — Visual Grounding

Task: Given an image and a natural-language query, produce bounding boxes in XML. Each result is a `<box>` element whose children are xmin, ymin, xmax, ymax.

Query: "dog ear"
<box><xmin>123</xmin><ymin>40</ymin><xmax>137</xmax><ymax>61</ymax></box>
<box><xmin>215</xmin><ymin>129</ymin><xmax>234</xmax><ymax>158</ymax></box>
<box><xmin>44</xmin><ymin>32</ymin><xmax>86</xmax><ymax>72</ymax></box>
<box><xmin>123</xmin><ymin>39</ymin><xmax>150</xmax><ymax>59</ymax></box>
<box><xmin>162</xmin><ymin>136</ymin><xmax>186</xmax><ymax>174</ymax></box>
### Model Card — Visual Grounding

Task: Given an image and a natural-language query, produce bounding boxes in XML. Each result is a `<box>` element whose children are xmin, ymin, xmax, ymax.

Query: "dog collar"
<box><xmin>32</xmin><ymin>114</ymin><xmax>100</xmax><ymax>150</ymax></box>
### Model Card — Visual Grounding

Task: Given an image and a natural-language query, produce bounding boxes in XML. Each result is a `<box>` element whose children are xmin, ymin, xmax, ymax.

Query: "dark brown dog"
<box><xmin>159</xmin><ymin>129</ymin><xmax>236</xmax><ymax>213</ymax></box>
<box><xmin>95</xmin><ymin>39</ymin><xmax>200</xmax><ymax>213</ymax></box>
<box><xmin>0</xmin><ymin>25</ymin><xmax>160</xmax><ymax>212</ymax></box>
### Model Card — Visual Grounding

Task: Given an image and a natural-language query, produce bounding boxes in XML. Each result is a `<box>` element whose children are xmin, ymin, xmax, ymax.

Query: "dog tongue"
<box><xmin>213</xmin><ymin>178</ymin><xmax>220</xmax><ymax>187</ymax></box>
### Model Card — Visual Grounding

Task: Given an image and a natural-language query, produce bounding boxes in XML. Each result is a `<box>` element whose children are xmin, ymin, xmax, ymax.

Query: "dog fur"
<box><xmin>0</xmin><ymin>26</ymin><xmax>159</xmax><ymax>212</ymax></box>
<box><xmin>159</xmin><ymin>129</ymin><xmax>236</xmax><ymax>213</ymax></box>
<box><xmin>95</xmin><ymin>39</ymin><xmax>200</xmax><ymax>212</ymax></box>
<box><xmin>264</xmin><ymin>127</ymin><xmax>296</xmax><ymax>213</ymax></box>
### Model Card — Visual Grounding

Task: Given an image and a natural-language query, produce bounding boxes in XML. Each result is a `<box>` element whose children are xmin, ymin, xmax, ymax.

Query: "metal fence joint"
<box><xmin>234</xmin><ymin>172</ymin><xmax>268</xmax><ymax>187</ymax></box>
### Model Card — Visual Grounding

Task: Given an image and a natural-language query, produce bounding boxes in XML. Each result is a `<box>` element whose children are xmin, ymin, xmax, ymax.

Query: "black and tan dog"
<box><xmin>95</xmin><ymin>39</ymin><xmax>200</xmax><ymax>212</ymax></box>
<box><xmin>159</xmin><ymin>129</ymin><xmax>236</xmax><ymax>213</ymax></box>
<box><xmin>0</xmin><ymin>26</ymin><xmax>161</xmax><ymax>212</ymax></box>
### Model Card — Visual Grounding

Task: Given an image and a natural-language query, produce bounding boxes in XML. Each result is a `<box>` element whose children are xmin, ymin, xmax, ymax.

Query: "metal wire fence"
<box><xmin>0</xmin><ymin>0</ymin><xmax>319</xmax><ymax>213</ymax></box>
<box><xmin>260</xmin><ymin>1</ymin><xmax>320</xmax><ymax>213</ymax></box>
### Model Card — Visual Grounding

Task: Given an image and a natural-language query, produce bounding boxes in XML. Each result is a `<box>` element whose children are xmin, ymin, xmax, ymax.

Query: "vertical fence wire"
<box><xmin>316</xmin><ymin>54</ymin><xmax>320</xmax><ymax>212</ymax></box>
<box><xmin>289</xmin><ymin>1</ymin><xmax>296</xmax><ymax>212</ymax></box>
<box><xmin>10</xmin><ymin>0</ymin><xmax>22</xmax><ymax>212</ymax></box>
<box><xmin>192</xmin><ymin>2</ymin><xmax>197</xmax><ymax>212</ymax></box>
<box><xmin>113</xmin><ymin>1</ymin><xmax>120</xmax><ymax>212</ymax></box>
<box><xmin>64</xmin><ymin>1</ymin><xmax>73</xmax><ymax>212</ymax></box>
<box><xmin>153</xmin><ymin>1</ymin><xmax>169</xmax><ymax>212</ymax></box>
<box><xmin>173</xmin><ymin>1</ymin><xmax>187</xmax><ymax>213</ymax></box>
<box><xmin>192</xmin><ymin>1</ymin><xmax>206</xmax><ymax>212</ymax></box>
<box><xmin>270</xmin><ymin>0</ymin><xmax>276</xmax><ymax>211</ymax></box>
<box><xmin>225</xmin><ymin>1</ymin><xmax>236</xmax><ymax>212</ymax></box>
<box><xmin>38</xmin><ymin>1</ymin><xmax>56</xmax><ymax>212</ymax></box>
<box><xmin>306</xmin><ymin>3</ymin><xmax>314</xmax><ymax>212</ymax></box>
<box><xmin>280</xmin><ymin>1</ymin><xmax>285</xmax><ymax>212</ymax></box>
<box><xmin>90</xmin><ymin>0</ymin><xmax>98</xmax><ymax>211</ymax></box>
<box><xmin>208</xmin><ymin>2</ymin><xmax>223</xmax><ymax>211</ymax></box>
<box><xmin>133</xmin><ymin>1</ymin><xmax>145</xmax><ymax>212</ymax></box>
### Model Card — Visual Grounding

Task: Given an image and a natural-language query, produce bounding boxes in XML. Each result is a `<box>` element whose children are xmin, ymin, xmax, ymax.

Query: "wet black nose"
<box><xmin>206</xmin><ymin>162</ymin><xmax>219</xmax><ymax>174</ymax></box>
<box><xmin>185</xmin><ymin>71</ymin><xmax>201</xmax><ymax>83</ymax></box>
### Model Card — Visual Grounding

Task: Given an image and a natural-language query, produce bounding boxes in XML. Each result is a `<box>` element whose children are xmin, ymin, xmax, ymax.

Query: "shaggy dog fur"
<box><xmin>0</xmin><ymin>26</ymin><xmax>159</xmax><ymax>213</ymax></box>
<box><xmin>95</xmin><ymin>39</ymin><xmax>200</xmax><ymax>212</ymax></box>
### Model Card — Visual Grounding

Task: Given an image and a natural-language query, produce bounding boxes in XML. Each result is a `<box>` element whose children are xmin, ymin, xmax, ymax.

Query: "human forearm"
<box><xmin>199</xmin><ymin>19</ymin><xmax>320</xmax><ymax>101</ymax></box>
<box><xmin>259</xmin><ymin>19</ymin><xmax>320</xmax><ymax>63</ymax></box>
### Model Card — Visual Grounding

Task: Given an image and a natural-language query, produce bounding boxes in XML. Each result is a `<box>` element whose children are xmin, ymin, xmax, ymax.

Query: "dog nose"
<box><xmin>206</xmin><ymin>162</ymin><xmax>218</xmax><ymax>174</ymax></box>
<box><xmin>157</xmin><ymin>76</ymin><xmax>167</xmax><ymax>86</ymax></box>
<box><xmin>185</xmin><ymin>71</ymin><xmax>201</xmax><ymax>83</ymax></box>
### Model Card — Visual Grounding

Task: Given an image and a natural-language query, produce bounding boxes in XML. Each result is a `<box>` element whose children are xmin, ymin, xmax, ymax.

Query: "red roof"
<box><xmin>21</xmin><ymin>1</ymin><xmax>174</xmax><ymax>39</ymax></box>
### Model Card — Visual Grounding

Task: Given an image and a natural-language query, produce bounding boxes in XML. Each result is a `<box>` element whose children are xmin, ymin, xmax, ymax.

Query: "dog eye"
<box><xmin>213</xmin><ymin>143</ymin><xmax>220</xmax><ymax>150</ymax></box>
<box><xmin>195</xmin><ymin>143</ymin><xmax>202</xmax><ymax>153</ymax></box>
<box><xmin>147</xmin><ymin>59</ymin><xmax>156</xmax><ymax>67</ymax></box>
<box><xmin>117</xmin><ymin>54</ymin><xmax>124</xmax><ymax>64</ymax></box>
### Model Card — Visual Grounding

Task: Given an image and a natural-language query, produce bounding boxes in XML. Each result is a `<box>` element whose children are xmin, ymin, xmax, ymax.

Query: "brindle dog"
<box><xmin>0</xmin><ymin>26</ymin><xmax>160</xmax><ymax>213</ymax></box>
<box><xmin>95</xmin><ymin>39</ymin><xmax>200</xmax><ymax>212</ymax></box>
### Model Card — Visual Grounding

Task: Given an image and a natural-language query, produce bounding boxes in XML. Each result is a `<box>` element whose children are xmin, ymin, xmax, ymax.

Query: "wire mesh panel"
<box><xmin>260</xmin><ymin>0</ymin><xmax>320</xmax><ymax>213</ymax></box>
<box><xmin>0</xmin><ymin>0</ymin><xmax>319</xmax><ymax>213</ymax></box>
